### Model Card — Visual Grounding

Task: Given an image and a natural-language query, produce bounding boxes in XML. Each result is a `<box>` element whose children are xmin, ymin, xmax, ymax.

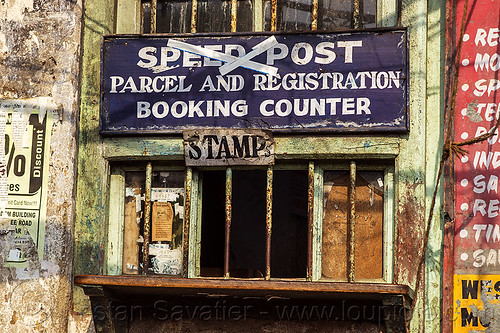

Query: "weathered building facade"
<box><xmin>74</xmin><ymin>0</ymin><xmax>444</xmax><ymax>332</ymax></box>
<box><xmin>0</xmin><ymin>0</ymin><xmax>87</xmax><ymax>332</ymax></box>
<box><xmin>0</xmin><ymin>0</ymin><xmax>497</xmax><ymax>332</ymax></box>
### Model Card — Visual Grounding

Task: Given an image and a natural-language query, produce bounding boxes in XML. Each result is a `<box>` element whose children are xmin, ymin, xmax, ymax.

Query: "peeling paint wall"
<box><xmin>449</xmin><ymin>0</ymin><xmax>500</xmax><ymax>332</ymax></box>
<box><xmin>0</xmin><ymin>1</ymin><xmax>87</xmax><ymax>332</ymax></box>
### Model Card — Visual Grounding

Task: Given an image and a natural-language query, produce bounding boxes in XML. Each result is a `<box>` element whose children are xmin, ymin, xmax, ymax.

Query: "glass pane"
<box><xmin>317</xmin><ymin>0</ymin><xmax>377</xmax><ymax>30</ymax></box>
<box><xmin>156</xmin><ymin>0</ymin><xmax>192</xmax><ymax>33</ymax></box>
<box><xmin>321</xmin><ymin>170</ymin><xmax>384</xmax><ymax>281</ymax></box>
<box><xmin>237</xmin><ymin>0</ymin><xmax>253</xmax><ymax>32</ymax></box>
<box><xmin>263</xmin><ymin>0</ymin><xmax>271</xmax><ymax>31</ymax></box>
<box><xmin>361</xmin><ymin>0</ymin><xmax>377</xmax><ymax>28</ymax></box>
<box><xmin>318</xmin><ymin>0</ymin><xmax>352</xmax><ymax>30</ymax></box>
<box><xmin>264</xmin><ymin>0</ymin><xmax>312</xmax><ymax>31</ymax></box>
<box><xmin>197</xmin><ymin>0</ymin><xmax>232</xmax><ymax>32</ymax></box>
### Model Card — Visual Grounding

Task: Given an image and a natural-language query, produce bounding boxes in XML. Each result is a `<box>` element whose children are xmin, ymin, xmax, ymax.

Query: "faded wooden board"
<box><xmin>322</xmin><ymin>172</ymin><xmax>348</xmax><ymax>281</ymax></box>
<box><xmin>321</xmin><ymin>172</ymin><xmax>383</xmax><ymax>281</ymax></box>
<box><xmin>122</xmin><ymin>194</ymin><xmax>140</xmax><ymax>274</ymax></box>
<box><xmin>183</xmin><ymin>129</ymin><xmax>274</xmax><ymax>166</ymax></box>
<box><xmin>107</xmin><ymin>171</ymin><xmax>125</xmax><ymax>275</ymax></box>
<box><xmin>355</xmin><ymin>174</ymin><xmax>384</xmax><ymax>280</ymax></box>
<box><xmin>102</xmin><ymin>136</ymin><xmax>400</xmax><ymax>160</ymax></box>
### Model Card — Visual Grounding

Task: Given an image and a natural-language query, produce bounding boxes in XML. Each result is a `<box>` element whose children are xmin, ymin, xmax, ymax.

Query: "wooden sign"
<box><xmin>183</xmin><ymin>129</ymin><xmax>274</xmax><ymax>166</ymax></box>
<box><xmin>152</xmin><ymin>202</ymin><xmax>174</xmax><ymax>242</ymax></box>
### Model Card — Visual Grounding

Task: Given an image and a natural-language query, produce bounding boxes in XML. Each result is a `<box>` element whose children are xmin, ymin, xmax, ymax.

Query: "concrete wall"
<box><xmin>0</xmin><ymin>1</ymin><xmax>88</xmax><ymax>332</ymax></box>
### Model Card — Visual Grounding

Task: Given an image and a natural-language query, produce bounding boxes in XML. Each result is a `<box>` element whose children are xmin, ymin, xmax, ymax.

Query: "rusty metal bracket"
<box><xmin>347</xmin><ymin>161</ymin><xmax>356</xmax><ymax>282</ymax></box>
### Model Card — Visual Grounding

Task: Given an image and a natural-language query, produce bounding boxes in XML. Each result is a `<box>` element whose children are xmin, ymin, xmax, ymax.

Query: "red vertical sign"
<box><xmin>453</xmin><ymin>0</ymin><xmax>500</xmax><ymax>332</ymax></box>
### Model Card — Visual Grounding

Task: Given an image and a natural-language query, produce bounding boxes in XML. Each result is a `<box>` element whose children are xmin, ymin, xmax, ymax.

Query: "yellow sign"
<box><xmin>454</xmin><ymin>274</ymin><xmax>500</xmax><ymax>332</ymax></box>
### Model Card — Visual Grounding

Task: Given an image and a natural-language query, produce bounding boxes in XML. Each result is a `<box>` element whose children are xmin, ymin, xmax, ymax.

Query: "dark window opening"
<box><xmin>230</xmin><ymin>170</ymin><xmax>267</xmax><ymax>278</ymax></box>
<box><xmin>271</xmin><ymin>170</ymin><xmax>308</xmax><ymax>278</ymax></box>
<box><xmin>199</xmin><ymin>169</ymin><xmax>308</xmax><ymax>279</ymax></box>
<box><xmin>200</xmin><ymin>169</ymin><xmax>267</xmax><ymax>278</ymax></box>
<box><xmin>200</xmin><ymin>170</ymin><xmax>226</xmax><ymax>277</ymax></box>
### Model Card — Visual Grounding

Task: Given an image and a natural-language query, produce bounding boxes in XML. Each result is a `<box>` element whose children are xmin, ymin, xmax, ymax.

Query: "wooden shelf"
<box><xmin>75</xmin><ymin>275</ymin><xmax>413</xmax><ymax>300</ymax></box>
<box><xmin>75</xmin><ymin>275</ymin><xmax>412</xmax><ymax>332</ymax></box>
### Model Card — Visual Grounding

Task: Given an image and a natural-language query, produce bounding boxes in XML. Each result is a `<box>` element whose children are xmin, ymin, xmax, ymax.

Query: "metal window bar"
<box><xmin>151</xmin><ymin>0</ymin><xmax>157</xmax><ymax>32</ymax></box>
<box><xmin>183</xmin><ymin>167</ymin><xmax>193</xmax><ymax>278</ymax></box>
<box><xmin>224</xmin><ymin>167</ymin><xmax>233</xmax><ymax>278</ymax></box>
<box><xmin>142</xmin><ymin>162</ymin><xmax>153</xmax><ymax>275</ymax></box>
<box><xmin>311</xmin><ymin>0</ymin><xmax>318</xmax><ymax>30</ymax></box>
<box><xmin>270</xmin><ymin>0</ymin><xmax>277</xmax><ymax>31</ymax></box>
<box><xmin>353</xmin><ymin>0</ymin><xmax>361</xmax><ymax>29</ymax></box>
<box><xmin>347</xmin><ymin>161</ymin><xmax>356</xmax><ymax>282</ymax></box>
<box><xmin>307</xmin><ymin>161</ymin><xmax>314</xmax><ymax>281</ymax></box>
<box><xmin>231</xmin><ymin>0</ymin><xmax>238</xmax><ymax>32</ymax></box>
<box><xmin>265</xmin><ymin>166</ymin><xmax>273</xmax><ymax>280</ymax></box>
<box><xmin>191</xmin><ymin>0</ymin><xmax>197</xmax><ymax>32</ymax></box>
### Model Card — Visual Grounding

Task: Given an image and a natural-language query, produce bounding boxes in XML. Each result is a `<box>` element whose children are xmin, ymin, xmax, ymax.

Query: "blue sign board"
<box><xmin>100</xmin><ymin>30</ymin><xmax>408</xmax><ymax>135</ymax></box>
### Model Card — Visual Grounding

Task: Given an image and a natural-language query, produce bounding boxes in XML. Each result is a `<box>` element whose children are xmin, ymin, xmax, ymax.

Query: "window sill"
<box><xmin>75</xmin><ymin>275</ymin><xmax>412</xmax><ymax>332</ymax></box>
<box><xmin>75</xmin><ymin>274</ymin><xmax>413</xmax><ymax>300</ymax></box>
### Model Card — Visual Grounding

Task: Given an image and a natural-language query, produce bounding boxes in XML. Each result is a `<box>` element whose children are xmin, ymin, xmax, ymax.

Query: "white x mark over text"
<box><xmin>167</xmin><ymin>36</ymin><xmax>279</xmax><ymax>77</ymax></box>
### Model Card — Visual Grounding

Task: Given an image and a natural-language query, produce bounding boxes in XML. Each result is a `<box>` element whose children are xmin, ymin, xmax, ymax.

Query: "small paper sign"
<box><xmin>152</xmin><ymin>202</ymin><xmax>173</xmax><ymax>242</ymax></box>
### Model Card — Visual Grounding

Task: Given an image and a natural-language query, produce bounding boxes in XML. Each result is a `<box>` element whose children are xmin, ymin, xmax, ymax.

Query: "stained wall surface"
<box><xmin>451</xmin><ymin>0</ymin><xmax>500</xmax><ymax>332</ymax></box>
<box><xmin>0</xmin><ymin>1</ymin><xmax>90</xmax><ymax>332</ymax></box>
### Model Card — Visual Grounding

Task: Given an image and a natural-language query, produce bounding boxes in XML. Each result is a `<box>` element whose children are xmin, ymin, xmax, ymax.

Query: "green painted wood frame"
<box><xmin>75</xmin><ymin>1</ymin><xmax>445</xmax><ymax>332</ymax></box>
